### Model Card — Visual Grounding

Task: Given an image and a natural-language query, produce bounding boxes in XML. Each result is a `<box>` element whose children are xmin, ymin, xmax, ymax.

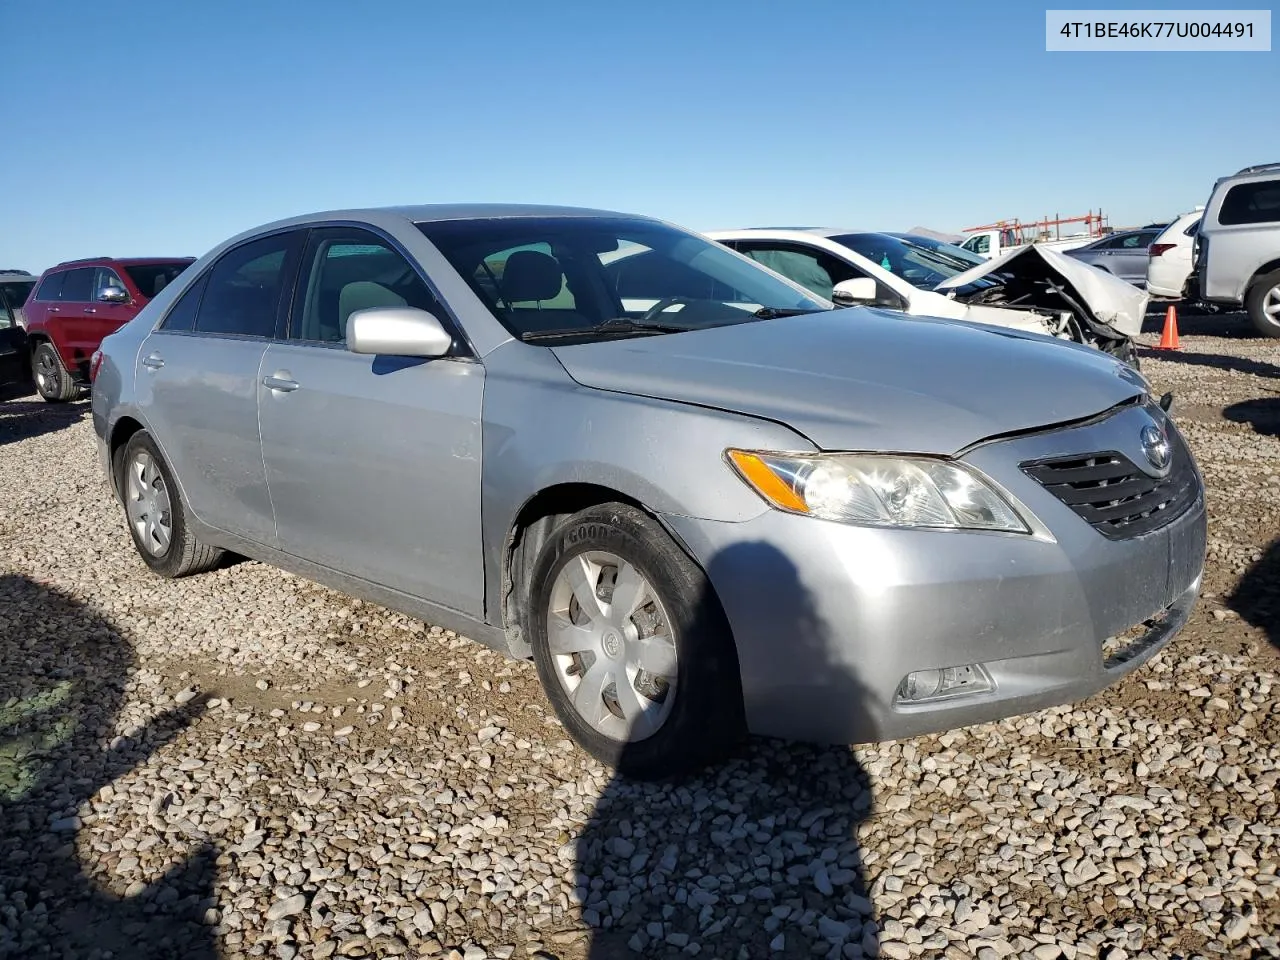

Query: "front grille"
<box><xmin>1021</xmin><ymin>428</ymin><xmax>1198</xmax><ymax>540</ymax></box>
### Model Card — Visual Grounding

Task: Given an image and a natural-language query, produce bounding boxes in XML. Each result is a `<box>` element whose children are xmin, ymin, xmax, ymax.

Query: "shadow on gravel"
<box><xmin>1230</xmin><ymin>541</ymin><xmax>1280</xmax><ymax>654</ymax></box>
<box><xmin>577</xmin><ymin>543</ymin><xmax>878</xmax><ymax>960</ymax></box>
<box><xmin>0</xmin><ymin>573</ymin><xmax>217</xmax><ymax>958</ymax></box>
<box><xmin>1140</xmin><ymin>349</ymin><xmax>1280</xmax><ymax>380</ymax></box>
<box><xmin>1224</xmin><ymin>397</ymin><xmax>1280</xmax><ymax>436</ymax></box>
<box><xmin>0</xmin><ymin>396</ymin><xmax>90</xmax><ymax>446</ymax></box>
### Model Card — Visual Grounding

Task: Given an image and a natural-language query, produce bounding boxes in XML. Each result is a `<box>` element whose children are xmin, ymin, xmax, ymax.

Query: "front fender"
<box><xmin>478</xmin><ymin>345</ymin><xmax>816</xmax><ymax>631</ymax></box>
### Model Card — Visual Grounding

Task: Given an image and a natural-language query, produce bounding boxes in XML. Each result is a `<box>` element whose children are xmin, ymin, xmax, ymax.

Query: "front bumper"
<box><xmin>662</xmin><ymin>404</ymin><xmax>1207</xmax><ymax>745</ymax></box>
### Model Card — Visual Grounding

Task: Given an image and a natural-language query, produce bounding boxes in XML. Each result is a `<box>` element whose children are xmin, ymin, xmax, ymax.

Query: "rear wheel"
<box><xmin>118</xmin><ymin>431</ymin><xmax>223</xmax><ymax>578</ymax></box>
<box><xmin>525</xmin><ymin>503</ymin><xmax>744</xmax><ymax>779</ymax></box>
<box><xmin>32</xmin><ymin>342</ymin><xmax>77</xmax><ymax>402</ymax></box>
<box><xmin>1245</xmin><ymin>270</ymin><xmax>1280</xmax><ymax>338</ymax></box>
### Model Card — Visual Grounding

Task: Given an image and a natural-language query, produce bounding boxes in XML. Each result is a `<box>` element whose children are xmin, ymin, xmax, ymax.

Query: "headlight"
<box><xmin>726</xmin><ymin>449</ymin><xmax>1029</xmax><ymax>533</ymax></box>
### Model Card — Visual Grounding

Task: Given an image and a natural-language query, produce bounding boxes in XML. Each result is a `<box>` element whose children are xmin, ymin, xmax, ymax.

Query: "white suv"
<box><xmin>1193</xmin><ymin>163</ymin><xmax>1280</xmax><ymax>336</ymax></box>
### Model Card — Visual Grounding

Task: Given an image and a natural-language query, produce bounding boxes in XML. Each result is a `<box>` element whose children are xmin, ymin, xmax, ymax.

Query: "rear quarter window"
<box><xmin>1218</xmin><ymin>180</ymin><xmax>1280</xmax><ymax>226</ymax></box>
<box><xmin>34</xmin><ymin>272</ymin><xmax>65</xmax><ymax>301</ymax></box>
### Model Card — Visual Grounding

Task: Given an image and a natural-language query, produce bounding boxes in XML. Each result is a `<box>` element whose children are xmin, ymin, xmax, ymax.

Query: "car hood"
<box><xmin>934</xmin><ymin>244</ymin><xmax>1148</xmax><ymax>338</ymax></box>
<box><xmin>550</xmin><ymin>309</ymin><xmax>1145</xmax><ymax>455</ymax></box>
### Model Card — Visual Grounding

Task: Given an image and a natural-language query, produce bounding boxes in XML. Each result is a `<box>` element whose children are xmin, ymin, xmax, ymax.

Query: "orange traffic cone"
<box><xmin>1155</xmin><ymin>304</ymin><xmax>1180</xmax><ymax>350</ymax></box>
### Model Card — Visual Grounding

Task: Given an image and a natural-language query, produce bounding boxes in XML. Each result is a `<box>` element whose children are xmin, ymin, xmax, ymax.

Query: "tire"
<box><xmin>118</xmin><ymin>431</ymin><xmax>223</xmax><ymax>578</ymax></box>
<box><xmin>524</xmin><ymin>503</ymin><xmax>744</xmax><ymax>780</ymax></box>
<box><xmin>31</xmin><ymin>341</ymin><xmax>77</xmax><ymax>402</ymax></box>
<box><xmin>1245</xmin><ymin>269</ymin><xmax>1280</xmax><ymax>338</ymax></box>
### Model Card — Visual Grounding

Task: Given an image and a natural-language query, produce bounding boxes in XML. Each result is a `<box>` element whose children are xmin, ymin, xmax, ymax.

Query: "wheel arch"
<box><xmin>499</xmin><ymin>482</ymin><xmax>706</xmax><ymax>658</ymax></box>
<box><xmin>107</xmin><ymin>415</ymin><xmax>147</xmax><ymax>499</ymax></box>
<box><xmin>1247</xmin><ymin>259</ymin><xmax>1280</xmax><ymax>293</ymax></box>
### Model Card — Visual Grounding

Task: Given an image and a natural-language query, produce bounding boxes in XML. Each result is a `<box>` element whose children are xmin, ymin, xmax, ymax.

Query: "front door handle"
<box><xmin>85</xmin><ymin>307</ymin><xmax>97</xmax><ymax>314</ymax></box>
<box><xmin>141</xmin><ymin>353</ymin><xmax>164</xmax><ymax>370</ymax></box>
<box><xmin>263</xmin><ymin>374</ymin><xmax>299</xmax><ymax>393</ymax></box>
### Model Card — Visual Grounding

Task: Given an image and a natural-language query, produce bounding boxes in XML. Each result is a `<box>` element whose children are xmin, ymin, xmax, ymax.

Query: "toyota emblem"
<box><xmin>1140</xmin><ymin>424</ymin><xmax>1171</xmax><ymax>472</ymax></box>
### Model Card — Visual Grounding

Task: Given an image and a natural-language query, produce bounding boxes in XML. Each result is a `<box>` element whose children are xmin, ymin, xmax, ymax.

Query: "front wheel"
<box><xmin>32</xmin><ymin>342</ymin><xmax>77</xmax><ymax>402</ymax></box>
<box><xmin>524</xmin><ymin>503</ymin><xmax>744</xmax><ymax>780</ymax></box>
<box><xmin>1245</xmin><ymin>270</ymin><xmax>1280</xmax><ymax>338</ymax></box>
<box><xmin>118</xmin><ymin>431</ymin><xmax>223</xmax><ymax>578</ymax></box>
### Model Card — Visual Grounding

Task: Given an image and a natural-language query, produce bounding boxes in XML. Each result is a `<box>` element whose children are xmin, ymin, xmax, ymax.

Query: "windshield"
<box><xmin>123</xmin><ymin>261</ymin><xmax>193</xmax><ymax>299</ymax></box>
<box><xmin>833</xmin><ymin>233</ymin><xmax>989</xmax><ymax>290</ymax></box>
<box><xmin>417</xmin><ymin>217</ymin><xmax>828</xmax><ymax>343</ymax></box>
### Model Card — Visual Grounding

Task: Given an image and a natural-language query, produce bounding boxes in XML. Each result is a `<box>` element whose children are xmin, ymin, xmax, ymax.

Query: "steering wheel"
<box><xmin>641</xmin><ymin>296</ymin><xmax>697</xmax><ymax>321</ymax></box>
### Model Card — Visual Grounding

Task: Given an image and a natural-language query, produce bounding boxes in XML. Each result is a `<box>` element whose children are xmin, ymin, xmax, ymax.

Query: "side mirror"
<box><xmin>831</xmin><ymin>277</ymin><xmax>878</xmax><ymax>306</ymax></box>
<box><xmin>347</xmin><ymin>306</ymin><xmax>453</xmax><ymax>358</ymax></box>
<box><xmin>97</xmin><ymin>285</ymin><xmax>130</xmax><ymax>304</ymax></box>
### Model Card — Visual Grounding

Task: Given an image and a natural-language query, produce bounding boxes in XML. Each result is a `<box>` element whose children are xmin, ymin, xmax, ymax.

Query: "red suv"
<box><xmin>24</xmin><ymin>256</ymin><xmax>194</xmax><ymax>401</ymax></box>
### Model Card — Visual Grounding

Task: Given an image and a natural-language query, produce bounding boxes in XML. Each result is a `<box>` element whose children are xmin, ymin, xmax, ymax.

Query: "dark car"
<box><xmin>1064</xmin><ymin>228</ymin><xmax>1164</xmax><ymax>287</ymax></box>
<box><xmin>23</xmin><ymin>257</ymin><xmax>194</xmax><ymax>401</ymax></box>
<box><xmin>0</xmin><ymin>272</ymin><xmax>36</xmax><ymax>392</ymax></box>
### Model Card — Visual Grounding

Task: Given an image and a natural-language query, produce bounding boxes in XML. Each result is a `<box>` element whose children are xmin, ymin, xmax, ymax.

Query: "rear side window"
<box><xmin>59</xmin><ymin>268</ymin><xmax>95</xmax><ymax>302</ymax></box>
<box><xmin>159</xmin><ymin>273</ymin><xmax>209</xmax><ymax>332</ymax></box>
<box><xmin>195</xmin><ymin>233</ymin><xmax>301</xmax><ymax>338</ymax></box>
<box><xmin>1218</xmin><ymin>180</ymin><xmax>1280</xmax><ymax>226</ymax></box>
<box><xmin>35</xmin><ymin>271</ymin><xmax>65</xmax><ymax>301</ymax></box>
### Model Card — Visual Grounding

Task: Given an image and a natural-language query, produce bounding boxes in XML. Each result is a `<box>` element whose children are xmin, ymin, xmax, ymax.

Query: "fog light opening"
<box><xmin>895</xmin><ymin>663</ymin><xmax>994</xmax><ymax>704</ymax></box>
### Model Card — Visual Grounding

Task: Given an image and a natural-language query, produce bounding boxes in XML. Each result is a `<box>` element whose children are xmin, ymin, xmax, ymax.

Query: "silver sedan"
<box><xmin>92</xmin><ymin>204</ymin><xmax>1207</xmax><ymax>779</ymax></box>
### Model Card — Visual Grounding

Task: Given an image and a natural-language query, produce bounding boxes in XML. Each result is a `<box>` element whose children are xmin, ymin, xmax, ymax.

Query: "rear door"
<box><xmin>135</xmin><ymin>231</ymin><xmax>304</xmax><ymax>545</ymax></box>
<box><xmin>257</xmin><ymin>225</ymin><xmax>485</xmax><ymax>616</ymax></box>
<box><xmin>53</xmin><ymin>267</ymin><xmax>97</xmax><ymax>373</ymax></box>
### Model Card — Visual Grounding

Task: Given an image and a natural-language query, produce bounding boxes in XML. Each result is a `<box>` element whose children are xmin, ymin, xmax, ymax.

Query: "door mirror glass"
<box><xmin>831</xmin><ymin>277</ymin><xmax>878</xmax><ymax>306</ymax></box>
<box><xmin>97</xmin><ymin>284</ymin><xmax>130</xmax><ymax>304</ymax></box>
<box><xmin>346</xmin><ymin>306</ymin><xmax>452</xmax><ymax>357</ymax></box>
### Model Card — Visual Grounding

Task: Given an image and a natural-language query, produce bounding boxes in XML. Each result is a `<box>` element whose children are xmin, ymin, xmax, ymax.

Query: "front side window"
<box><xmin>93</xmin><ymin>267</ymin><xmax>127</xmax><ymax>299</ymax></box>
<box><xmin>195</xmin><ymin>233</ymin><xmax>300</xmax><ymax>338</ymax></box>
<box><xmin>417</xmin><ymin>217</ymin><xmax>826</xmax><ymax>343</ymax></box>
<box><xmin>59</xmin><ymin>268</ymin><xmax>94</xmax><ymax>303</ymax></box>
<box><xmin>963</xmin><ymin>234</ymin><xmax>990</xmax><ymax>255</ymax></box>
<box><xmin>292</xmin><ymin>229</ymin><xmax>440</xmax><ymax>343</ymax></box>
<box><xmin>734</xmin><ymin>244</ymin><xmax>862</xmax><ymax>302</ymax></box>
<box><xmin>1218</xmin><ymin>180</ymin><xmax>1280</xmax><ymax>226</ymax></box>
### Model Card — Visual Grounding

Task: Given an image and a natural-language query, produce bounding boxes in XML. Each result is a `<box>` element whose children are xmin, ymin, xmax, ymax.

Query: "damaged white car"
<box><xmin>705</xmin><ymin>228</ymin><xmax>1147</xmax><ymax>366</ymax></box>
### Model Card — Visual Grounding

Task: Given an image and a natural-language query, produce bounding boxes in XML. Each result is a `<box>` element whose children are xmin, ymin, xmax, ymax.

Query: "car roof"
<box><xmin>269</xmin><ymin>203</ymin><xmax>649</xmax><ymax>228</ymax></box>
<box><xmin>48</xmin><ymin>256</ymin><xmax>196</xmax><ymax>270</ymax></box>
<box><xmin>0</xmin><ymin>272</ymin><xmax>35</xmax><ymax>281</ymax></box>
<box><xmin>709</xmin><ymin>226</ymin><xmax>876</xmax><ymax>238</ymax></box>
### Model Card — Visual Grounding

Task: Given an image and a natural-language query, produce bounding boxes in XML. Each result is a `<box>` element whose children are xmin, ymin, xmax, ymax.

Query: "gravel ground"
<box><xmin>1</xmin><ymin>308</ymin><xmax>1278</xmax><ymax>960</ymax></box>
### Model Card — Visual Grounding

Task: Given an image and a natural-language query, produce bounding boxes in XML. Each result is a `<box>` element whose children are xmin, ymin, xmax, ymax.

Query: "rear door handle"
<box><xmin>263</xmin><ymin>374</ymin><xmax>299</xmax><ymax>393</ymax></box>
<box><xmin>141</xmin><ymin>353</ymin><xmax>164</xmax><ymax>370</ymax></box>
<box><xmin>85</xmin><ymin>307</ymin><xmax>97</xmax><ymax>314</ymax></box>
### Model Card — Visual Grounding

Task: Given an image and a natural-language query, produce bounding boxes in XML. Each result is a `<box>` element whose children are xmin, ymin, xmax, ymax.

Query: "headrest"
<box><xmin>500</xmin><ymin>250</ymin><xmax>564</xmax><ymax>303</ymax></box>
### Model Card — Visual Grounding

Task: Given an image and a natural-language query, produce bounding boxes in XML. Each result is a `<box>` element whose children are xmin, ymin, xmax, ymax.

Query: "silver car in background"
<box><xmin>1063</xmin><ymin>227</ymin><xmax>1165</xmax><ymax>286</ymax></box>
<box><xmin>92</xmin><ymin>204</ymin><xmax>1207</xmax><ymax>779</ymax></box>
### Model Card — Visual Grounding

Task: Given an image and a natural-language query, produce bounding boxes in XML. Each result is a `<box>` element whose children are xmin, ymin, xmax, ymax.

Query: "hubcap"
<box><xmin>125</xmin><ymin>451</ymin><xmax>173</xmax><ymax>556</ymax></box>
<box><xmin>1264</xmin><ymin>285</ymin><xmax>1280</xmax><ymax>324</ymax></box>
<box><xmin>35</xmin><ymin>350</ymin><xmax>55</xmax><ymax>391</ymax></box>
<box><xmin>546</xmin><ymin>551</ymin><xmax>678</xmax><ymax>742</ymax></box>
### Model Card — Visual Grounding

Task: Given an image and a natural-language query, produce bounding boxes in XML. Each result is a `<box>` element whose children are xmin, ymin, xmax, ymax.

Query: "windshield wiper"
<box><xmin>752</xmin><ymin>306</ymin><xmax>820</xmax><ymax>319</ymax></box>
<box><xmin>520</xmin><ymin>318</ymin><xmax>694</xmax><ymax>342</ymax></box>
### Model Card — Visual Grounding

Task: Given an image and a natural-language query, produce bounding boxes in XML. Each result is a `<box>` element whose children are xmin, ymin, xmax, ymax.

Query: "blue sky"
<box><xmin>4</xmin><ymin>0</ymin><xmax>1276</xmax><ymax>272</ymax></box>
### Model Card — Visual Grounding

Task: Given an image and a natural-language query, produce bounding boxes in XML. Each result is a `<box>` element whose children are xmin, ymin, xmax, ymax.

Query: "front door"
<box><xmin>0</xmin><ymin>291</ymin><xmax>26</xmax><ymax>389</ymax></box>
<box><xmin>258</xmin><ymin>226</ymin><xmax>485</xmax><ymax>618</ymax></box>
<box><xmin>134</xmin><ymin>231</ymin><xmax>304</xmax><ymax>545</ymax></box>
